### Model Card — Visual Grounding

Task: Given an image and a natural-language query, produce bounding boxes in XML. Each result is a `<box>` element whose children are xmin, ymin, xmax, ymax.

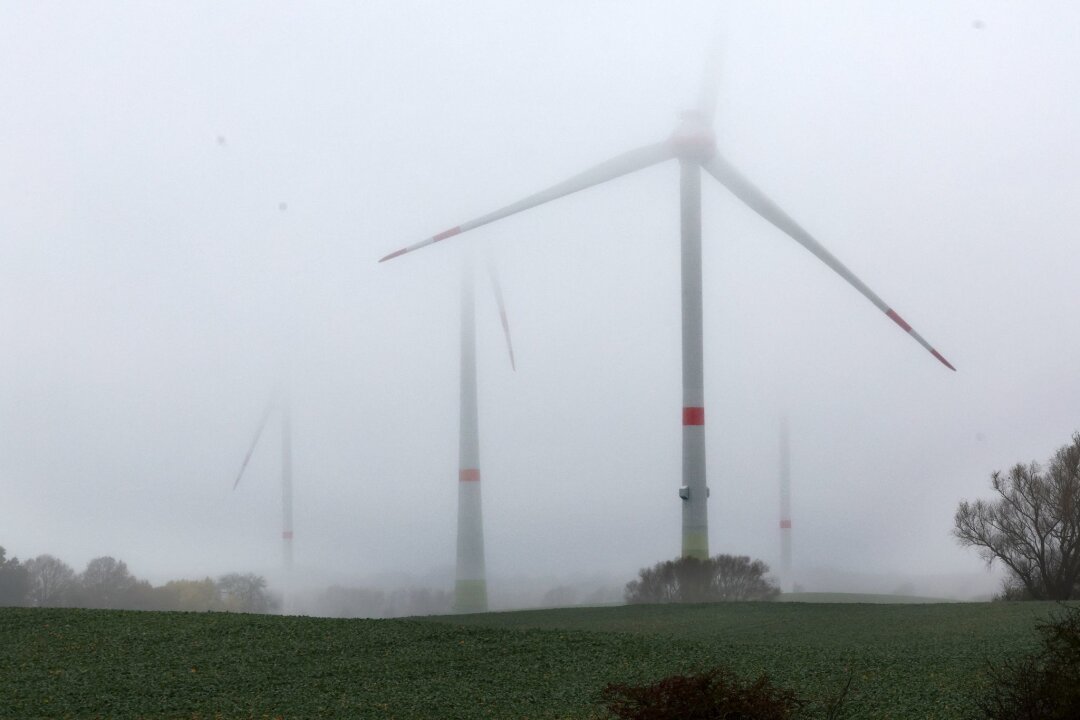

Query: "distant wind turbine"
<box><xmin>779</xmin><ymin>416</ymin><xmax>793</xmax><ymax>593</ymax></box>
<box><xmin>233</xmin><ymin>394</ymin><xmax>294</xmax><ymax>604</ymax></box>
<box><xmin>381</xmin><ymin>55</ymin><xmax>954</xmax><ymax>561</ymax></box>
<box><xmin>439</xmin><ymin>261</ymin><xmax>516</xmax><ymax>613</ymax></box>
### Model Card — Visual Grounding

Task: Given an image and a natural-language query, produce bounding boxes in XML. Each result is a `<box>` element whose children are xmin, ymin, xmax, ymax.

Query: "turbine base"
<box><xmin>454</xmin><ymin>579</ymin><xmax>488</xmax><ymax>613</ymax></box>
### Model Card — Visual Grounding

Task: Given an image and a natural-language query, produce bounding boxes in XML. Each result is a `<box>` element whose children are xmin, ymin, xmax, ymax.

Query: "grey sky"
<box><xmin>2</xmin><ymin>1</ymin><xmax>1078</xmax><ymax>598</ymax></box>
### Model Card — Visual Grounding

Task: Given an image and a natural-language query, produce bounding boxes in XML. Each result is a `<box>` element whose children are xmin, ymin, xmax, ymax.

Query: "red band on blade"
<box><xmin>459</xmin><ymin>468</ymin><xmax>481</xmax><ymax>482</ymax></box>
<box><xmin>433</xmin><ymin>227</ymin><xmax>462</xmax><ymax>242</ymax></box>
<box><xmin>780</xmin><ymin>520</ymin><xmax>792</xmax><ymax>529</ymax></box>
<box><xmin>886</xmin><ymin>309</ymin><xmax>913</xmax><ymax>333</ymax></box>
<box><xmin>282</xmin><ymin>531</ymin><xmax>294</xmax><ymax>540</ymax></box>
<box><xmin>379</xmin><ymin>248</ymin><xmax>407</xmax><ymax>262</ymax></box>
<box><xmin>683</xmin><ymin>407</ymin><xmax>705</xmax><ymax>426</ymax></box>
<box><xmin>931</xmin><ymin>349</ymin><xmax>957</xmax><ymax>371</ymax></box>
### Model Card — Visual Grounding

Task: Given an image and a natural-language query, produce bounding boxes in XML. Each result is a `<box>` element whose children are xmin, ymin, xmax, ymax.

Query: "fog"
<box><xmin>3</xmin><ymin>1</ymin><xmax>1079</xmax><ymax>606</ymax></box>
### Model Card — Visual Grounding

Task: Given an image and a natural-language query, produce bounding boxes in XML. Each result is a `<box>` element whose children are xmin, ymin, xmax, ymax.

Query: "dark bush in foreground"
<box><xmin>601</xmin><ymin>666</ymin><xmax>799</xmax><ymax>720</ymax></box>
<box><xmin>977</xmin><ymin>604</ymin><xmax>1080</xmax><ymax>719</ymax></box>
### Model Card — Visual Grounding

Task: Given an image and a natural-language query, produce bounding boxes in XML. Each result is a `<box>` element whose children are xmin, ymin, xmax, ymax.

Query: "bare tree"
<box><xmin>954</xmin><ymin>433</ymin><xmax>1080</xmax><ymax>600</ymax></box>
<box><xmin>77</xmin><ymin>556</ymin><xmax>138</xmax><ymax>609</ymax></box>
<box><xmin>217</xmin><ymin>572</ymin><xmax>273</xmax><ymax>613</ymax></box>
<box><xmin>625</xmin><ymin>558</ymin><xmax>680</xmax><ymax>604</ymax></box>
<box><xmin>25</xmin><ymin>554</ymin><xmax>75</xmax><ymax>607</ymax></box>
<box><xmin>711</xmin><ymin>555</ymin><xmax>779</xmax><ymax>602</ymax></box>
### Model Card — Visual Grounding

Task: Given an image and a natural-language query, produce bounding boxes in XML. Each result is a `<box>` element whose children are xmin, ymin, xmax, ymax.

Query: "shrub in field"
<box><xmin>217</xmin><ymin>572</ymin><xmax>274</xmax><ymax>613</ymax></box>
<box><xmin>994</xmin><ymin>577</ymin><xmax>1035</xmax><ymax>602</ymax></box>
<box><xmin>976</xmin><ymin>604</ymin><xmax>1080</xmax><ymax>719</ymax></box>
<box><xmin>625</xmin><ymin>554</ymin><xmax>780</xmax><ymax>604</ymax></box>
<box><xmin>600</xmin><ymin>666</ymin><xmax>799</xmax><ymax>720</ymax></box>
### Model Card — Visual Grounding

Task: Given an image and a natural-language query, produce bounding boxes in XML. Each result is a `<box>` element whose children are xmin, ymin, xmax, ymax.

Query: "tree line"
<box><xmin>0</xmin><ymin>549</ymin><xmax>274</xmax><ymax>613</ymax></box>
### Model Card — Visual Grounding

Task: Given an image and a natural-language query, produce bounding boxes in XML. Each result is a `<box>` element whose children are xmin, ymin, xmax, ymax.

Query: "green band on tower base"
<box><xmin>454</xmin><ymin>579</ymin><xmax>488</xmax><ymax>613</ymax></box>
<box><xmin>682</xmin><ymin>531</ymin><xmax>709</xmax><ymax>560</ymax></box>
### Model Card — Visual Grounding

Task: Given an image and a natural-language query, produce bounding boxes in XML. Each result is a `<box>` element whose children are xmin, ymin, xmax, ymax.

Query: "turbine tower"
<box><xmin>381</xmin><ymin>58</ymin><xmax>954</xmax><ymax>561</ymax></box>
<box><xmin>779</xmin><ymin>416</ymin><xmax>792</xmax><ymax>593</ymax></box>
<box><xmin>395</xmin><ymin>260</ymin><xmax>515</xmax><ymax>613</ymax></box>
<box><xmin>233</xmin><ymin>394</ymin><xmax>294</xmax><ymax>606</ymax></box>
<box><xmin>458</xmin><ymin>262</ymin><xmax>516</xmax><ymax>612</ymax></box>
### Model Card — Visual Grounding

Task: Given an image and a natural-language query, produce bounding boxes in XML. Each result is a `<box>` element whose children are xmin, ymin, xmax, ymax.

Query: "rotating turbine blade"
<box><xmin>233</xmin><ymin>403</ymin><xmax>275</xmax><ymax>490</ymax></box>
<box><xmin>486</xmin><ymin>262</ymin><xmax>515</xmax><ymax>371</ymax></box>
<box><xmin>380</xmin><ymin>142</ymin><xmax>676</xmax><ymax>262</ymax></box>
<box><xmin>698</xmin><ymin>41</ymin><xmax>724</xmax><ymax>126</ymax></box>
<box><xmin>702</xmin><ymin>153</ymin><xmax>955</xmax><ymax>370</ymax></box>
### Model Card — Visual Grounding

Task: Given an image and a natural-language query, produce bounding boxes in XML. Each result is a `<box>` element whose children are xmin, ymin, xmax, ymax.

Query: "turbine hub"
<box><xmin>669</xmin><ymin>110</ymin><xmax>716</xmax><ymax>160</ymax></box>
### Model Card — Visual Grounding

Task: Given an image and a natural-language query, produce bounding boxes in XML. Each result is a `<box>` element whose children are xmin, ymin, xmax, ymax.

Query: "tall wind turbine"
<box><xmin>381</xmin><ymin>59</ymin><xmax>954</xmax><ymax>561</ymax></box>
<box><xmin>233</xmin><ymin>394</ymin><xmax>294</xmax><ymax>600</ymax></box>
<box><xmin>452</xmin><ymin>261</ymin><xmax>516</xmax><ymax>612</ymax></box>
<box><xmin>779</xmin><ymin>416</ymin><xmax>793</xmax><ymax>593</ymax></box>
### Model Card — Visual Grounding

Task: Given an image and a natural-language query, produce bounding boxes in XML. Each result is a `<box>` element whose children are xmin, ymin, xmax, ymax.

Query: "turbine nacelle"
<box><xmin>669</xmin><ymin>110</ymin><xmax>716</xmax><ymax>160</ymax></box>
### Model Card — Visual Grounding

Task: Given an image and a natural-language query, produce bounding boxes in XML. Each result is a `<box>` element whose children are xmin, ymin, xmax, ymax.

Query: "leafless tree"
<box><xmin>25</xmin><ymin>554</ymin><xmax>75</xmax><ymax>607</ymax></box>
<box><xmin>77</xmin><ymin>556</ymin><xmax>138</xmax><ymax>609</ymax></box>
<box><xmin>954</xmin><ymin>433</ymin><xmax>1080</xmax><ymax>600</ymax></box>
<box><xmin>217</xmin><ymin>572</ymin><xmax>273</xmax><ymax>613</ymax></box>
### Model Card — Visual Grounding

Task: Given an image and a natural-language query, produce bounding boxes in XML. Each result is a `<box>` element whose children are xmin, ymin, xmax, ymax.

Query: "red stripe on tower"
<box><xmin>886</xmin><ymin>309</ymin><xmax>912</xmax><ymax>333</ymax></box>
<box><xmin>433</xmin><ymin>227</ymin><xmax>462</xmax><ymax>242</ymax></box>
<box><xmin>282</xmin><ymin>531</ymin><xmax>294</xmax><ymax>540</ymax></box>
<box><xmin>780</xmin><ymin>520</ymin><xmax>792</xmax><ymax>529</ymax></box>
<box><xmin>683</xmin><ymin>407</ymin><xmax>705</xmax><ymax>426</ymax></box>
<box><xmin>459</xmin><ymin>468</ymin><xmax>481</xmax><ymax>482</ymax></box>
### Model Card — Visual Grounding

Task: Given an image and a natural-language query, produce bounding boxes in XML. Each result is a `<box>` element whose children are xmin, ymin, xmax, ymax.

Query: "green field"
<box><xmin>0</xmin><ymin>601</ymin><xmax>1066</xmax><ymax>719</ymax></box>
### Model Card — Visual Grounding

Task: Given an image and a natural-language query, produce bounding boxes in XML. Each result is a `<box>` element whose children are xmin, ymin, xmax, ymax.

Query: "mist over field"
<box><xmin>3</xmin><ymin>1</ymin><xmax>1080</xmax><ymax>609</ymax></box>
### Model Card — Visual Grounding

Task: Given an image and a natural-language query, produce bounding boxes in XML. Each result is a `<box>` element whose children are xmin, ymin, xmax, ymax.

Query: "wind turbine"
<box><xmin>233</xmin><ymin>393</ymin><xmax>294</xmax><ymax>606</ymax></box>
<box><xmin>447</xmin><ymin>260</ymin><xmax>516</xmax><ymax>612</ymax></box>
<box><xmin>380</xmin><ymin>58</ymin><xmax>954</xmax><ymax>562</ymax></box>
<box><xmin>779</xmin><ymin>416</ymin><xmax>793</xmax><ymax>593</ymax></box>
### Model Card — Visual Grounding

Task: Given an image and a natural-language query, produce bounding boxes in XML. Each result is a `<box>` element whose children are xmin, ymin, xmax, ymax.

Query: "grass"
<box><xmin>776</xmin><ymin>592</ymin><xmax>958</xmax><ymax>604</ymax></box>
<box><xmin>0</xmin><ymin>601</ymin><xmax>1066</xmax><ymax>719</ymax></box>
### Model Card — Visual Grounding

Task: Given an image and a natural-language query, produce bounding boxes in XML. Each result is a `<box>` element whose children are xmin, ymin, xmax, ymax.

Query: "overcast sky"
<box><xmin>2</xmin><ymin>1</ymin><xmax>1078</xmax><ymax>598</ymax></box>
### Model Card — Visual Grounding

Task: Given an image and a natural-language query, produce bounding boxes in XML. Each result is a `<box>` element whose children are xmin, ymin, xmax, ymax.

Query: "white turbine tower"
<box><xmin>403</xmin><ymin>260</ymin><xmax>515</xmax><ymax>613</ymax></box>
<box><xmin>458</xmin><ymin>262</ymin><xmax>517</xmax><ymax>612</ymax></box>
<box><xmin>233</xmin><ymin>393</ymin><xmax>294</xmax><ymax>609</ymax></box>
<box><xmin>779</xmin><ymin>416</ymin><xmax>793</xmax><ymax>593</ymax></box>
<box><xmin>381</xmin><ymin>58</ymin><xmax>954</xmax><ymax>561</ymax></box>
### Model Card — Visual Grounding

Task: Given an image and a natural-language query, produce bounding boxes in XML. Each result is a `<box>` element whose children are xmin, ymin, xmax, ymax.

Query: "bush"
<box><xmin>601</xmin><ymin>666</ymin><xmax>799</xmax><ymax>720</ymax></box>
<box><xmin>625</xmin><ymin>555</ymin><xmax>780</xmax><ymax>604</ymax></box>
<box><xmin>994</xmin><ymin>577</ymin><xmax>1035</xmax><ymax>602</ymax></box>
<box><xmin>976</xmin><ymin>604</ymin><xmax>1080</xmax><ymax>719</ymax></box>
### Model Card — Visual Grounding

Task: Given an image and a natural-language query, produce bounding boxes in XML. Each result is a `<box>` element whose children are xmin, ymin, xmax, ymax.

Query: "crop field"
<box><xmin>0</xmin><ymin>601</ymin><xmax>1067</xmax><ymax>719</ymax></box>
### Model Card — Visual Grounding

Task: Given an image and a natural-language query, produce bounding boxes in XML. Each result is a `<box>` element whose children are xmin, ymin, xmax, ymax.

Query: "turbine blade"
<box><xmin>698</xmin><ymin>40</ymin><xmax>723</xmax><ymax>125</ymax></box>
<box><xmin>486</xmin><ymin>262</ymin><xmax>516</xmax><ymax>371</ymax></box>
<box><xmin>702</xmin><ymin>153</ymin><xmax>955</xmax><ymax>371</ymax></box>
<box><xmin>233</xmin><ymin>403</ymin><xmax>275</xmax><ymax>490</ymax></box>
<box><xmin>379</xmin><ymin>142</ymin><xmax>676</xmax><ymax>262</ymax></box>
